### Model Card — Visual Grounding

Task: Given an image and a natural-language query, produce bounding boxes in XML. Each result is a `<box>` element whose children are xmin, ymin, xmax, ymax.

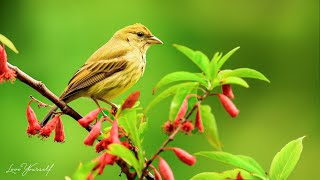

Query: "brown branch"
<box><xmin>7</xmin><ymin>62</ymin><xmax>138</xmax><ymax>179</ymax></box>
<box><xmin>140</xmin><ymin>93</ymin><xmax>208</xmax><ymax>179</ymax></box>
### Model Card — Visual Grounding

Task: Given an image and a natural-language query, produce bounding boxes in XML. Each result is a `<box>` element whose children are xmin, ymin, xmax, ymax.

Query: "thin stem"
<box><xmin>140</xmin><ymin>92</ymin><xmax>208</xmax><ymax>179</ymax></box>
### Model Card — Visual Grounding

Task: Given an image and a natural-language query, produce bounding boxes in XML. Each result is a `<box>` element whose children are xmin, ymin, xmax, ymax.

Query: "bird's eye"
<box><xmin>137</xmin><ymin>32</ymin><xmax>144</xmax><ymax>37</ymax></box>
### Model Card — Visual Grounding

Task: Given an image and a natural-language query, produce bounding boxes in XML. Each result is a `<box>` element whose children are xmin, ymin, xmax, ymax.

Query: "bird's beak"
<box><xmin>147</xmin><ymin>35</ymin><xmax>163</xmax><ymax>44</ymax></box>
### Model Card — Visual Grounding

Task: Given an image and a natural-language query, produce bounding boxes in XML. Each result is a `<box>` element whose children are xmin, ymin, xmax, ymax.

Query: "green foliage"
<box><xmin>190</xmin><ymin>169</ymin><xmax>260</xmax><ymax>180</ymax></box>
<box><xmin>220</xmin><ymin>68</ymin><xmax>270</xmax><ymax>82</ymax></box>
<box><xmin>144</xmin><ymin>82</ymin><xmax>199</xmax><ymax>114</ymax></box>
<box><xmin>118</xmin><ymin>109</ymin><xmax>145</xmax><ymax>175</ymax></box>
<box><xmin>0</xmin><ymin>34</ymin><xmax>19</xmax><ymax>53</ymax></box>
<box><xmin>71</xmin><ymin>161</ymin><xmax>97</xmax><ymax>180</ymax></box>
<box><xmin>269</xmin><ymin>136</ymin><xmax>305</xmax><ymax>180</ymax></box>
<box><xmin>200</xmin><ymin>105</ymin><xmax>221</xmax><ymax>150</ymax></box>
<box><xmin>195</xmin><ymin>151</ymin><xmax>267</xmax><ymax>179</ymax></box>
<box><xmin>169</xmin><ymin>83</ymin><xmax>198</xmax><ymax>120</ymax></box>
<box><xmin>107</xmin><ymin>144</ymin><xmax>142</xmax><ymax>177</ymax></box>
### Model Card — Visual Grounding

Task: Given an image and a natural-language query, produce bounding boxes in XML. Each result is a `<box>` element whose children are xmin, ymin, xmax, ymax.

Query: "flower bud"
<box><xmin>121</xmin><ymin>91</ymin><xmax>140</xmax><ymax>110</ymax></box>
<box><xmin>167</xmin><ymin>147</ymin><xmax>196</xmax><ymax>166</ymax></box>
<box><xmin>222</xmin><ymin>84</ymin><xmax>234</xmax><ymax>99</ymax></box>
<box><xmin>217</xmin><ymin>94</ymin><xmax>239</xmax><ymax>118</ymax></box>
<box><xmin>0</xmin><ymin>45</ymin><xmax>16</xmax><ymax>83</ymax></box>
<box><xmin>39</xmin><ymin>115</ymin><xmax>60</xmax><ymax>138</ymax></box>
<box><xmin>54</xmin><ymin>117</ymin><xmax>65</xmax><ymax>143</ymax></box>
<box><xmin>153</xmin><ymin>167</ymin><xmax>162</xmax><ymax>180</ymax></box>
<box><xmin>93</xmin><ymin>152</ymin><xmax>117</xmax><ymax>175</ymax></box>
<box><xmin>162</xmin><ymin>121</ymin><xmax>175</xmax><ymax>135</ymax></box>
<box><xmin>181</xmin><ymin>121</ymin><xmax>194</xmax><ymax>134</ymax></box>
<box><xmin>26</xmin><ymin>101</ymin><xmax>41</xmax><ymax>136</ymax></box>
<box><xmin>158</xmin><ymin>157</ymin><xmax>174</xmax><ymax>180</ymax></box>
<box><xmin>78</xmin><ymin>108</ymin><xmax>101</xmax><ymax>128</ymax></box>
<box><xmin>195</xmin><ymin>105</ymin><xmax>204</xmax><ymax>133</ymax></box>
<box><xmin>236</xmin><ymin>172</ymin><xmax>244</xmax><ymax>180</ymax></box>
<box><xmin>95</xmin><ymin>119</ymin><xmax>120</xmax><ymax>152</ymax></box>
<box><xmin>175</xmin><ymin>98</ymin><xmax>188</xmax><ymax>122</ymax></box>
<box><xmin>84</xmin><ymin>120</ymin><xmax>102</xmax><ymax>146</ymax></box>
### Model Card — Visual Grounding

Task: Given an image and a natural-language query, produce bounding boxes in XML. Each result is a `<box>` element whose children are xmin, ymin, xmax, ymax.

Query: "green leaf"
<box><xmin>213</xmin><ymin>76</ymin><xmax>249</xmax><ymax>88</ymax></box>
<box><xmin>107</xmin><ymin>144</ymin><xmax>141</xmax><ymax>177</ymax></box>
<box><xmin>145</xmin><ymin>82</ymin><xmax>199</xmax><ymax>114</ymax></box>
<box><xmin>118</xmin><ymin>109</ymin><xmax>145</xmax><ymax>174</ymax></box>
<box><xmin>195</xmin><ymin>151</ymin><xmax>267</xmax><ymax>179</ymax></box>
<box><xmin>200</xmin><ymin>105</ymin><xmax>221</xmax><ymax>150</ymax></box>
<box><xmin>208</xmin><ymin>52</ymin><xmax>223</xmax><ymax>80</ymax></box>
<box><xmin>173</xmin><ymin>44</ymin><xmax>210</xmax><ymax>76</ymax></box>
<box><xmin>169</xmin><ymin>83</ymin><xmax>198</xmax><ymax>120</ymax></box>
<box><xmin>269</xmin><ymin>136</ymin><xmax>305</xmax><ymax>180</ymax></box>
<box><xmin>238</xmin><ymin>155</ymin><xmax>266</xmax><ymax>176</ymax></box>
<box><xmin>153</xmin><ymin>71</ymin><xmax>208</xmax><ymax>93</ymax></box>
<box><xmin>0</xmin><ymin>34</ymin><xmax>19</xmax><ymax>53</ymax></box>
<box><xmin>190</xmin><ymin>169</ymin><xmax>261</xmax><ymax>180</ymax></box>
<box><xmin>71</xmin><ymin>161</ymin><xmax>97</xmax><ymax>180</ymax></box>
<box><xmin>221</xmin><ymin>68</ymin><xmax>270</xmax><ymax>83</ymax></box>
<box><xmin>216</xmin><ymin>46</ymin><xmax>240</xmax><ymax>70</ymax></box>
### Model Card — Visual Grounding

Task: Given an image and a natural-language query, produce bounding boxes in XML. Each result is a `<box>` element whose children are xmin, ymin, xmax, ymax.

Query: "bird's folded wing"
<box><xmin>60</xmin><ymin>59</ymin><xmax>127</xmax><ymax>100</ymax></box>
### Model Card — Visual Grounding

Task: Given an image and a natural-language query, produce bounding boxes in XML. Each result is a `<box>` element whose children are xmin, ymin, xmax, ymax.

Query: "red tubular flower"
<box><xmin>0</xmin><ymin>45</ymin><xmax>16</xmax><ymax>83</ymax></box>
<box><xmin>153</xmin><ymin>167</ymin><xmax>162</xmax><ymax>180</ymax></box>
<box><xmin>162</xmin><ymin>121</ymin><xmax>175</xmax><ymax>135</ymax></box>
<box><xmin>195</xmin><ymin>105</ymin><xmax>204</xmax><ymax>133</ymax></box>
<box><xmin>166</xmin><ymin>147</ymin><xmax>196</xmax><ymax>166</ymax></box>
<box><xmin>95</xmin><ymin>119</ymin><xmax>120</xmax><ymax>152</ymax></box>
<box><xmin>39</xmin><ymin>115</ymin><xmax>60</xmax><ymax>138</ymax></box>
<box><xmin>217</xmin><ymin>94</ymin><xmax>239</xmax><ymax>118</ymax></box>
<box><xmin>174</xmin><ymin>98</ymin><xmax>188</xmax><ymax>122</ymax></box>
<box><xmin>222</xmin><ymin>84</ymin><xmax>234</xmax><ymax>99</ymax></box>
<box><xmin>87</xmin><ymin>172</ymin><xmax>93</xmax><ymax>180</ymax></box>
<box><xmin>236</xmin><ymin>172</ymin><xmax>244</xmax><ymax>180</ymax></box>
<box><xmin>78</xmin><ymin>108</ymin><xmax>101</xmax><ymax>128</ymax></box>
<box><xmin>158</xmin><ymin>157</ymin><xmax>174</xmax><ymax>180</ymax></box>
<box><xmin>121</xmin><ymin>91</ymin><xmax>140</xmax><ymax>110</ymax></box>
<box><xmin>181</xmin><ymin>121</ymin><xmax>194</xmax><ymax>134</ymax></box>
<box><xmin>93</xmin><ymin>152</ymin><xmax>117</xmax><ymax>175</ymax></box>
<box><xmin>84</xmin><ymin>119</ymin><xmax>102</xmax><ymax>146</ymax></box>
<box><xmin>26</xmin><ymin>100</ymin><xmax>41</xmax><ymax>136</ymax></box>
<box><xmin>54</xmin><ymin>117</ymin><xmax>65</xmax><ymax>143</ymax></box>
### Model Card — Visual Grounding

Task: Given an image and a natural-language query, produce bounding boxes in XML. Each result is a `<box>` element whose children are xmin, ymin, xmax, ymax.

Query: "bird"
<box><xmin>41</xmin><ymin>23</ymin><xmax>162</xmax><ymax>126</ymax></box>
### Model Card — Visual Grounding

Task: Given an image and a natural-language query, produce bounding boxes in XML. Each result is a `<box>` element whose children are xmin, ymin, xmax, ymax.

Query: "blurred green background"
<box><xmin>0</xmin><ymin>0</ymin><xmax>319</xmax><ymax>179</ymax></box>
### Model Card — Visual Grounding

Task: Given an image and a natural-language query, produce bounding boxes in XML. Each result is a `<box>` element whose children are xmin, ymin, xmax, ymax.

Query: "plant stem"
<box><xmin>140</xmin><ymin>92</ymin><xmax>208</xmax><ymax>179</ymax></box>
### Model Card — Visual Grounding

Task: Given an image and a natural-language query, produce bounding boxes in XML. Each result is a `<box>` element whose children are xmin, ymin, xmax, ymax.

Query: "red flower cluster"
<box><xmin>219</xmin><ymin>84</ymin><xmax>239</xmax><ymax>117</ymax></box>
<box><xmin>0</xmin><ymin>45</ymin><xmax>16</xmax><ymax>83</ymax></box>
<box><xmin>26</xmin><ymin>100</ymin><xmax>65</xmax><ymax>142</ymax></box>
<box><xmin>95</xmin><ymin>119</ymin><xmax>121</xmax><ymax>152</ymax></box>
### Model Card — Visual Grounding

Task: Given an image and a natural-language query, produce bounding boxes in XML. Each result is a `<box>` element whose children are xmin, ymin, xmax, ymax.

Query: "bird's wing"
<box><xmin>60</xmin><ymin>59</ymin><xmax>127</xmax><ymax>100</ymax></box>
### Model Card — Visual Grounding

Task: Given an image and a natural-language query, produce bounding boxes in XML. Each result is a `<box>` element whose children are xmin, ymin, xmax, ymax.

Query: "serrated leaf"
<box><xmin>213</xmin><ymin>76</ymin><xmax>249</xmax><ymax>88</ymax></box>
<box><xmin>107</xmin><ymin>144</ymin><xmax>141</xmax><ymax>177</ymax></box>
<box><xmin>200</xmin><ymin>105</ymin><xmax>221</xmax><ymax>150</ymax></box>
<box><xmin>269</xmin><ymin>136</ymin><xmax>305</xmax><ymax>180</ymax></box>
<box><xmin>190</xmin><ymin>169</ymin><xmax>260</xmax><ymax>180</ymax></box>
<box><xmin>221</xmin><ymin>68</ymin><xmax>270</xmax><ymax>83</ymax></box>
<box><xmin>153</xmin><ymin>71</ymin><xmax>208</xmax><ymax>93</ymax></box>
<box><xmin>0</xmin><ymin>34</ymin><xmax>18</xmax><ymax>53</ymax></box>
<box><xmin>169</xmin><ymin>83</ymin><xmax>198</xmax><ymax>120</ymax></box>
<box><xmin>195</xmin><ymin>151</ymin><xmax>267</xmax><ymax>179</ymax></box>
<box><xmin>173</xmin><ymin>44</ymin><xmax>210</xmax><ymax>76</ymax></box>
<box><xmin>145</xmin><ymin>82</ymin><xmax>199</xmax><ymax>114</ymax></box>
<box><xmin>71</xmin><ymin>161</ymin><xmax>97</xmax><ymax>180</ymax></box>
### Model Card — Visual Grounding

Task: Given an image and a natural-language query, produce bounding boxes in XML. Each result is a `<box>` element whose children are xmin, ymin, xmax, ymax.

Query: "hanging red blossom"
<box><xmin>0</xmin><ymin>45</ymin><xmax>16</xmax><ymax>83</ymax></box>
<box><xmin>222</xmin><ymin>84</ymin><xmax>234</xmax><ymax>99</ymax></box>
<box><xmin>195</xmin><ymin>104</ymin><xmax>204</xmax><ymax>132</ymax></box>
<box><xmin>158</xmin><ymin>156</ymin><xmax>174</xmax><ymax>180</ymax></box>
<box><xmin>181</xmin><ymin>121</ymin><xmax>194</xmax><ymax>134</ymax></box>
<box><xmin>166</xmin><ymin>147</ymin><xmax>196</xmax><ymax>166</ymax></box>
<box><xmin>162</xmin><ymin>121</ymin><xmax>175</xmax><ymax>135</ymax></box>
<box><xmin>26</xmin><ymin>100</ymin><xmax>41</xmax><ymax>136</ymax></box>
<box><xmin>39</xmin><ymin>115</ymin><xmax>60</xmax><ymax>138</ymax></box>
<box><xmin>121</xmin><ymin>90</ymin><xmax>140</xmax><ymax>110</ymax></box>
<box><xmin>84</xmin><ymin>119</ymin><xmax>102</xmax><ymax>146</ymax></box>
<box><xmin>54</xmin><ymin>117</ymin><xmax>65</xmax><ymax>143</ymax></box>
<box><xmin>93</xmin><ymin>152</ymin><xmax>118</xmax><ymax>175</ymax></box>
<box><xmin>95</xmin><ymin>119</ymin><xmax>120</xmax><ymax>152</ymax></box>
<box><xmin>217</xmin><ymin>94</ymin><xmax>239</xmax><ymax>118</ymax></box>
<box><xmin>78</xmin><ymin>108</ymin><xmax>101</xmax><ymax>128</ymax></box>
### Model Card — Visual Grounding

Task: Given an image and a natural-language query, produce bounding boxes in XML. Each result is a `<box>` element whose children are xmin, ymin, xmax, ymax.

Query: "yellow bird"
<box><xmin>42</xmin><ymin>23</ymin><xmax>162</xmax><ymax>125</ymax></box>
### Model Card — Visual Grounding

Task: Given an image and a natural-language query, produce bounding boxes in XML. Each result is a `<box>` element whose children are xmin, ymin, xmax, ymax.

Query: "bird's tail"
<box><xmin>41</xmin><ymin>105</ymin><xmax>58</xmax><ymax>126</ymax></box>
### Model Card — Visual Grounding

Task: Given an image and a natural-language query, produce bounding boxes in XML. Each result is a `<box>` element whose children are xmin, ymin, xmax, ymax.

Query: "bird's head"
<box><xmin>114</xmin><ymin>23</ymin><xmax>163</xmax><ymax>51</ymax></box>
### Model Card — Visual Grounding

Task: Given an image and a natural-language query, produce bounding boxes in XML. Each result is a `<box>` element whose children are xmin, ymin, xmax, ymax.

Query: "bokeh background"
<box><xmin>0</xmin><ymin>0</ymin><xmax>318</xmax><ymax>179</ymax></box>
